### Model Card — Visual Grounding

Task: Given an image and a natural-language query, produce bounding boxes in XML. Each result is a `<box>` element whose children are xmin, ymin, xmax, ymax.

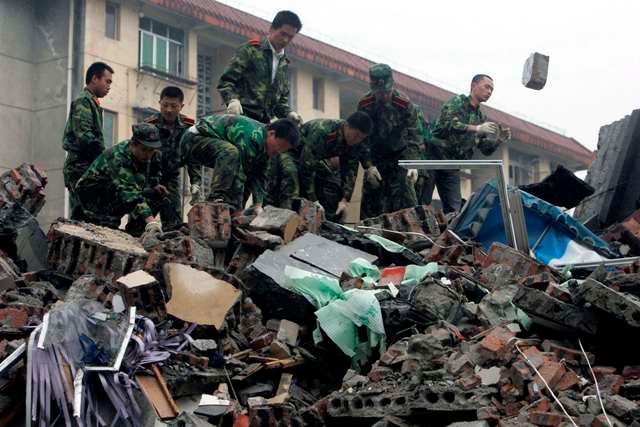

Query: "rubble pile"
<box><xmin>2</xmin><ymin>164</ymin><xmax>640</xmax><ymax>426</ymax></box>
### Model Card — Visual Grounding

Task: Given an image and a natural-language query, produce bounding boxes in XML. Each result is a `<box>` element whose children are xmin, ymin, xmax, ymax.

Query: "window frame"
<box><xmin>102</xmin><ymin>110</ymin><xmax>118</xmax><ymax>148</ymax></box>
<box><xmin>312</xmin><ymin>77</ymin><xmax>325</xmax><ymax>112</ymax></box>
<box><xmin>138</xmin><ymin>17</ymin><xmax>185</xmax><ymax>77</ymax></box>
<box><xmin>105</xmin><ymin>1</ymin><xmax>120</xmax><ymax>40</ymax></box>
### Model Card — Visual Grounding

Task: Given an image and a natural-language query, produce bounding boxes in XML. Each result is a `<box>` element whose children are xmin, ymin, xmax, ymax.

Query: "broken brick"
<box><xmin>528</xmin><ymin>411</ymin><xmax>568</xmax><ymax>426</ymax></box>
<box><xmin>556</xmin><ymin>369</ymin><xmax>580</xmax><ymax>391</ymax></box>
<box><xmin>0</xmin><ymin>307</ymin><xmax>28</xmax><ymax>328</ymax></box>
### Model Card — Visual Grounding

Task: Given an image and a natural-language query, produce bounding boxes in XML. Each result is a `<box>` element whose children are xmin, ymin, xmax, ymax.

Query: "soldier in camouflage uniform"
<box><xmin>143</xmin><ymin>86</ymin><xmax>199</xmax><ymax>230</ymax></box>
<box><xmin>75</xmin><ymin>124</ymin><xmax>164</xmax><ymax>237</ymax></box>
<box><xmin>425</xmin><ymin>74</ymin><xmax>510</xmax><ymax>213</ymax></box>
<box><xmin>266</xmin><ymin>112</ymin><xmax>372</xmax><ymax>211</ymax></box>
<box><xmin>62</xmin><ymin>62</ymin><xmax>114</xmax><ymax>219</ymax></box>
<box><xmin>217</xmin><ymin>10</ymin><xmax>302</xmax><ymax>124</ymax></box>
<box><xmin>217</xmin><ymin>11</ymin><xmax>303</xmax><ymax>208</ymax></box>
<box><xmin>180</xmin><ymin>115</ymin><xmax>300</xmax><ymax>211</ymax></box>
<box><xmin>358</xmin><ymin>64</ymin><xmax>422</xmax><ymax>219</ymax></box>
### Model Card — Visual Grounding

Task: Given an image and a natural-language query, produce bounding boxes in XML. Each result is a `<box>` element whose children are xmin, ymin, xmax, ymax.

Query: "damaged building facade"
<box><xmin>0</xmin><ymin>0</ymin><xmax>593</xmax><ymax>228</ymax></box>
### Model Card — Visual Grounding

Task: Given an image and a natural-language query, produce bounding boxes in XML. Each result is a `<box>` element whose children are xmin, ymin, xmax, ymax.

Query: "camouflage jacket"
<box><xmin>357</xmin><ymin>89</ymin><xmax>422</xmax><ymax>167</ymax></box>
<box><xmin>62</xmin><ymin>88</ymin><xmax>104</xmax><ymax>162</ymax></box>
<box><xmin>430</xmin><ymin>94</ymin><xmax>499</xmax><ymax>160</ymax></box>
<box><xmin>192</xmin><ymin>114</ymin><xmax>269</xmax><ymax>204</ymax></box>
<box><xmin>298</xmin><ymin>119</ymin><xmax>360</xmax><ymax>201</ymax></box>
<box><xmin>76</xmin><ymin>141</ymin><xmax>162</xmax><ymax>222</ymax></box>
<box><xmin>144</xmin><ymin>112</ymin><xmax>199</xmax><ymax>184</ymax></box>
<box><xmin>217</xmin><ymin>37</ymin><xmax>291</xmax><ymax>123</ymax></box>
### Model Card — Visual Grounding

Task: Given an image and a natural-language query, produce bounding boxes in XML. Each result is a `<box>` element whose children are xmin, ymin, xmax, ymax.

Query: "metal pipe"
<box><xmin>63</xmin><ymin>0</ymin><xmax>75</xmax><ymax>218</ymax></box>
<box><xmin>553</xmin><ymin>256</ymin><xmax>640</xmax><ymax>270</ymax></box>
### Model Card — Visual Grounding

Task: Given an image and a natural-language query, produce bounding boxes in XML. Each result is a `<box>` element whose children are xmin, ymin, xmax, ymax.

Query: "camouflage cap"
<box><xmin>369</xmin><ymin>63</ymin><xmax>393</xmax><ymax>92</ymax></box>
<box><xmin>131</xmin><ymin>123</ymin><xmax>162</xmax><ymax>149</ymax></box>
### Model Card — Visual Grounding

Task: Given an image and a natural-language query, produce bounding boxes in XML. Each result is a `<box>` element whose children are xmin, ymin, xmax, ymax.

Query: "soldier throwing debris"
<box><xmin>426</xmin><ymin>74</ymin><xmax>511</xmax><ymax>213</ymax></box>
<box><xmin>62</xmin><ymin>62</ymin><xmax>114</xmax><ymax>220</ymax></box>
<box><xmin>75</xmin><ymin>123</ymin><xmax>164</xmax><ymax>237</ymax></box>
<box><xmin>358</xmin><ymin>64</ymin><xmax>422</xmax><ymax>219</ymax></box>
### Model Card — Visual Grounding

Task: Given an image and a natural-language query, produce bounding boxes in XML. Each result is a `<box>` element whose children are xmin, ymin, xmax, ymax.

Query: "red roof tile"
<box><xmin>148</xmin><ymin>0</ymin><xmax>595</xmax><ymax>167</ymax></box>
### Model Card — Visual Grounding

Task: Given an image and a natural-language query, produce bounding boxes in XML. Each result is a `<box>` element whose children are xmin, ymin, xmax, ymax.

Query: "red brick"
<box><xmin>597</xmin><ymin>374</ymin><xmax>624</xmax><ymax>395</ymax></box>
<box><xmin>523</xmin><ymin>346</ymin><xmax>546</xmax><ymax>368</ymax></box>
<box><xmin>622</xmin><ymin>365</ymin><xmax>640</xmax><ymax>380</ymax></box>
<box><xmin>545</xmin><ymin>283</ymin><xmax>572</xmax><ymax>303</ymax></box>
<box><xmin>526</xmin><ymin>397</ymin><xmax>551</xmax><ymax>414</ymax></box>
<box><xmin>477</xmin><ymin>406</ymin><xmax>500</xmax><ymax>421</ymax></box>
<box><xmin>187</xmin><ymin>202</ymin><xmax>231</xmax><ymax>247</ymax></box>
<box><xmin>541</xmin><ymin>340</ymin><xmax>594</xmax><ymax>364</ymax></box>
<box><xmin>556</xmin><ymin>369</ymin><xmax>579</xmax><ymax>391</ymax></box>
<box><xmin>479</xmin><ymin>326</ymin><xmax>515</xmax><ymax>361</ymax></box>
<box><xmin>367</xmin><ymin>366</ymin><xmax>393</xmax><ymax>383</ymax></box>
<box><xmin>528</xmin><ymin>411</ymin><xmax>568</xmax><ymax>426</ymax></box>
<box><xmin>592</xmin><ymin>414</ymin><xmax>625</xmax><ymax>427</ymax></box>
<box><xmin>592</xmin><ymin>366</ymin><xmax>616</xmax><ymax>380</ymax></box>
<box><xmin>534</xmin><ymin>359</ymin><xmax>565</xmax><ymax>391</ymax></box>
<box><xmin>249</xmin><ymin>332</ymin><xmax>275</xmax><ymax>350</ymax></box>
<box><xmin>458</xmin><ymin>374</ymin><xmax>481</xmax><ymax>390</ymax></box>
<box><xmin>504</xmin><ymin>401</ymin><xmax>524</xmax><ymax>417</ymax></box>
<box><xmin>0</xmin><ymin>307</ymin><xmax>28</xmax><ymax>328</ymax></box>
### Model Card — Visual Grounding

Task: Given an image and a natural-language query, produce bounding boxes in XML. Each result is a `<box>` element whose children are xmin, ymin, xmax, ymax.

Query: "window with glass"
<box><xmin>103</xmin><ymin>110</ymin><xmax>117</xmax><ymax>147</ymax></box>
<box><xmin>312</xmin><ymin>77</ymin><xmax>324</xmax><ymax>111</ymax></box>
<box><xmin>139</xmin><ymin>17</ymin><xmax>184</xmax><ymax>76</ymax></box>
<box><xmin>105</xmin><ymin>2</ymin><xmax>120</xmax><ymax>40</ymax></box>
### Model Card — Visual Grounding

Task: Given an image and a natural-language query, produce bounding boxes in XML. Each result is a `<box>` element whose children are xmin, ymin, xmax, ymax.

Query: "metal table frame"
<box><xmin>399</xmin><ymin>159</ymin><xmax>528</xmax><ymax>253</ymax></box>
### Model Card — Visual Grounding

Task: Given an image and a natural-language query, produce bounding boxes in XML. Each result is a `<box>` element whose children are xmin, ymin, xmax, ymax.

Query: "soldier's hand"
<box><xmin>253</xmin><ymin>203</ymin><xmax>264</xmax><ymax>216</ymax></box>
<box><xmin>406</xmin><ymin>169</ymin><xmax>419</xmax><ymax>184</ymax></box>
<box><xmin>476</xmin><ymin>122</ymin><xmax>498</xmax><ymax>135</ymax></box>
<box><xmin>227</xmin><ymin>99</ymin><xmax>243</xmax><ymax>115</ymax></box>
<box><xmin>335</xmin><ymin>199</ymin><xmax>348</xmax><ymax>218</ymax></box>
<box><xmin>366</xmin><ymin>166</ymin><xmax>382</xmax><ymax>189</ymax></box>
<box><xmin>287</xmin><ymin>111</ymin><xmax>303</xmax><ymax>125</ymax></box>
<box><xmin>153</xmin><ymin>184</ymin><xmax>169</xmax><ymax>196</ymax></box>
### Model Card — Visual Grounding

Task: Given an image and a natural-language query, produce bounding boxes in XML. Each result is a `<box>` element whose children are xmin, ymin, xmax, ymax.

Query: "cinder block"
<box><xmin>522</xmin><ymin>52</ymin><xmax>549</xmax><ymax>90</ymax></box>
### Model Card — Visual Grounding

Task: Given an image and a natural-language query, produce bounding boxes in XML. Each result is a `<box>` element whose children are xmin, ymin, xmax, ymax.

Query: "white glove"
<box><xmin>335</xmin><ymin>199</ymin><xmax>348</xmax><ymax>217</ymax></box>
<box><xmin>227</xmin><ymin>99</ymin><xmax>243</xmax><ymax>115</ymax></box>
<box><xmin>190</xmin><ymin>184</ymin><xmax>200</xmax><ymax>196</ymax></box>
<box><xmin>287</xmin><ymin>111</ymin><xmax>303</xmax><ymax>125</ymax></box>
<box><xmin>476</xmin><ymin>122</ymin><xmax>498</xmax><ymax>135</ymax></box>
<box><xmin>366</xmin><ymin>166</ymin><xmax>382</xmax><ymax>188</ymax></box>
<box><xmin>144</xmin><ymin>220</ymin><xmax>162</xmax><ymax>234</ymax></box>
<box><xmin>407</xmin><ymin>169</ymin><xmax>418</xmax><ymax>184</ymax></box>
<box><xmin>253</xmin><ymin>205</ymin><xmax>264</xmax><ymax>216</ymax></box>
<box><xmin>314</xmin><ymin>200</ymin><xmax>325</xmax><ymax>211</ymax></box>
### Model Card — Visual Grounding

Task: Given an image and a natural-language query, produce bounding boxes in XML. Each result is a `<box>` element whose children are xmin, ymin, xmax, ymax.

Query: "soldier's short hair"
<box><xmin>471</xmin><ymin>74</ymin><xmax>493</xmax><ymax>84</ymax></box>
<box><xmin>160</xmin><ymin>86</ymin><xmax>184</xmax><ymax>102</ymax></box>
<box><xmin>267</xmin><ymin>118</ymin><xmax>300</xmax><ymax>148</ymax></box>
<box><xmin>346</xmin><ymin>111</ymin><xmax>373</xmax><ymax>135</ymax></box>
<box><xmin>85</xmin><ymin>62</ymin><xmax>114</xmax><ymax>84</ymax></box>
<box><xmin>271</xmin><ymin>11</ymin><xmax>302</xmax><ymax>31</ymax></box>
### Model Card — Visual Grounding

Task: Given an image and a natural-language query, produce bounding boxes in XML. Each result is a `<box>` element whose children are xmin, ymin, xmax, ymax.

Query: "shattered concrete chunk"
<box><xmin>571</xmin><ymin>279</ymin><xmax>640</xmax><ymax>328</ymax></box>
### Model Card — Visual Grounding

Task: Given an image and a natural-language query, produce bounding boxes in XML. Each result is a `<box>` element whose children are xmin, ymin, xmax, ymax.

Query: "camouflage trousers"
<box><xmin>314</xmin><ymin>166</ymin><xmax>343</xmax><ymax>222</ymax></box>
<box><xmin>265</xmin><ymin>151</ymin><xmax>299</xmax><ymax>210</ymax></box>
<box><xmin>182</xmin><ymin>134</ymin><xmax>251</xmax><ymax>210</ymax></box>
<box><xmin>63</xmin><ymin>152</ymin><xmax>93</xmax><ymax>220</ymax></box>
<box><xmin>125</xmin><ymin>174</ymin><xmax>184</xmax><ymax>236</ymax></box>
<box><xmin>361</xmin><ymin>160</ymin><xmax>417</xmax><ymax>219</ymax></box>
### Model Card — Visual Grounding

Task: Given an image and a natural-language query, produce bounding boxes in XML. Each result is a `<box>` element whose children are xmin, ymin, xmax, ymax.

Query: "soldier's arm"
<box><xmin>340</xmin><ymin>148</ymin><xmax>360</xmax><ymax>201</ymax></box>
<box><xmin>109</xmin><ymin>162</ymin><xmax>154</xmax><ymax>221</ymax></box>
<box><xmin>251</xmin><ymin>159</ymin><xmax>268</xmax><ymax>206</ymax></box>
<box><xmin>217</xmin><ymin>45</ymin><xmax>251</xmax><ymax>104</ymax></box>
<box><xmin>476</xmin><ymin>111</ymin><xmax>501</xmax><ymax>156</ymax></box>
<box><xmin>71</xmin><ymin>98</ymin><xmax>104</xmax><ymax>158</ymax></box>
